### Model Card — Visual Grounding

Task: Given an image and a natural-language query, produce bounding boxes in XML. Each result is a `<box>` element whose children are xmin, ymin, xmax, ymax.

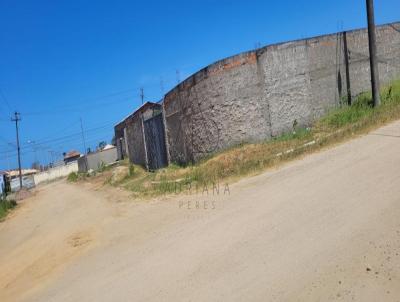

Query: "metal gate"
<box><xmin>143</xmin><ymin>113</ymin><xmax>168</xmax><ymax>170</ymax></box>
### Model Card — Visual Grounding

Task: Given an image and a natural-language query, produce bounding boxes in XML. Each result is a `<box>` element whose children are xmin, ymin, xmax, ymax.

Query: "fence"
<box><xmin>33</xmin><ymin>162</ymin><xmax>79</xmax><ymax>185</ymax></box>
<box><xmin>10</xmin><ymin>176</ymin><xmax>36</xmax><ymax>192</ymax></box>
<box><xmin>78</xmin><ymin>147</ymin><xmax>118</xmax><ymax>172</ymax></box>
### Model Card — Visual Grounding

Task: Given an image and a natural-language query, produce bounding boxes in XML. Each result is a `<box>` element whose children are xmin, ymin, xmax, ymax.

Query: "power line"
<box><xmin>0</xmin><ymin>121</ymin><xmax>114</xmax><ymax>155</ymax></box>
<box><xmin>0</xmin><ymin>134</ymin><xmax>14</xmax><ymax>145</ymax></box>
<box><xmin>23</xmin><ymin>94</ymin><xmax>136</xmax><ymax>116</ymax></box>
<box><xmin>19</xmin><ymin>121</ymin><xmax>115</xmax><ymax>148</ymax></box>
<box><xmin>0</xmin><ymin>87</ymin><xmax>13</xmax><ymax>113</ymax></box>
<box><xmin>80</xmin><ymin>117</ymin><xmax>88</xmax><ymax>154</ymax></box>
<box><xmin>23</xmin><ymin>118</ymin><xmax>114</xmax><ymax>146</ymax></box>
<box><xmin>0</xmin><ymin>128</ymin><xmax>113</xmax><ymax>157</ymax></box>
<box><xmin>29</xmin><ymin>119</ymin><xmax>80</xmax><ymax>143</ymax></box>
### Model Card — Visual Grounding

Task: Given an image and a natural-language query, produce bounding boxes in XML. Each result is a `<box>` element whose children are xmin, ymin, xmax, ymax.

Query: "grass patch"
<box><xmin>321</xmin><ymin>97</ymin><xmax>373</xmax><ymax>127</ymax></box>
<box><xmin>0</xmin><ymin>199</ymin><xmax>17</xmax><ymax>221</ymax></box>
<box><xmin>112</xmin><ymin>79</ymin><xmax>400</xmax><ymax>199</ymax></box>
<box><xmin>67</xmin><ymin>171</ymin><xmax>91</xmax><ymax>182</ymax></box>
<box><xmin>67</xmin><ymin>172</ymin><xmax>79</xmax><ymax>182</ymax></box>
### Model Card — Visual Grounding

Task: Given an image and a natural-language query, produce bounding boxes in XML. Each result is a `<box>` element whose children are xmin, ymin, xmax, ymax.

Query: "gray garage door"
<box><xmin>144</xmin><ymin>113</ymin><xmax>168</xmax><ymax>170</ymax></box>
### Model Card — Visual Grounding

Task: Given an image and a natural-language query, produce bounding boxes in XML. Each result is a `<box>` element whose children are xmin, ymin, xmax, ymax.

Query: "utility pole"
<box><xmin>48</xmin><ymin>151</ymin><xmax>52</xmax><ymax>167</ymax></box>
<box><xmin>176</xmin><ymin>70</ymin><xmax>180</xmax><ymax>84</ymax></box>
<box><xmin>80</xmin><ymin>118</ymin><xmax>87</xmax><ymax>155</ymax></box>
<box><xmin>48</xmin><ymin>150</ymin><xmax>56</xmax><ymax>166</ymax></box>
<box><xmin>366</xmin><ymin>0</ymin><xmax>381</xmax><ymax>107</ymax></box>
<box><xmin>27</xmin><ymin>140</ymin><xmax>38</xmax><ymax>164</ymax></box>
<box><xmin>343</xmin><ymin>31</ymin><xmax>352</xmax><ymax>105</ymax></box>
<box><xmin>160</xmin><ymin>77</ymin><xmax>164</xmax><ymax>94</ymax></box>
<box><xmin>11</xmin><ymin>112</ymin><xmax>22</xmax><ymax>190</ymax></box>
<box><xmin>80</xmin><ymin>117</ymin><xmax>88</xmax><ymax>171</ymax></box>
<box><xmin>140</xmin><ymin>87</ymin><xmax>144</xmax><ymax>104</ymax></box>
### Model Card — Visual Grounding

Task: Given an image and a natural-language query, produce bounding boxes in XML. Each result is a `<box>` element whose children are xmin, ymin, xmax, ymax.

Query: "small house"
<box><xmin>63</xmin><ymin>150</ymin><xmax>81</xmax><ymax>164</ymax></box>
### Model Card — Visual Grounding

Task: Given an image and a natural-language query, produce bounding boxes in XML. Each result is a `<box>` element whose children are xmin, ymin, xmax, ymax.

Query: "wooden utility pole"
<box><xmin>11</xmin><ymin>112</ymin><xmax>22</xmax><ymax>190</ymax></box>
<box><xmin>160</xmin><ymin>77</ymin><xmax>165</xmax><ymax>94</ymax></box>
<box><xmin>80</xmin><ymin>118</ymin><xmax>87</xmax><ymax>155</ymax></box>
<box><xmin>343</xmin><ymin>31</ymin><xmax>352</xmax><ymax>106</ymax></box>
<box><xmin>80</xmin><ymin>117</ymin><xmax>89</xmax><ymax>171</ymax></box>
<box><xmin>140</xmin><ymin>87</ymin><xmax>144</xmax><ymax>104</ymax></box>
<box><xmin>366</xmin><ymin>0</ymin><xmax>381</xmax><ymax>107</ymax></box>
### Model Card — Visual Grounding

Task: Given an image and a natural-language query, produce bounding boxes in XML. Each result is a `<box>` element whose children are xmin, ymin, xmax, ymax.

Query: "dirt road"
<box><xmin>1</xmin><ymin>121</ymin><xmax>400</xmax><ymax>301</ymax></box>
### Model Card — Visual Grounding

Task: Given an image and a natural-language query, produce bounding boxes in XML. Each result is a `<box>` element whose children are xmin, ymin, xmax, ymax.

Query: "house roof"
<box><xmin>102</xmin><ymin>144</ymin><xmax>115</xmax><ymax>150</ymax></box>
<box><xmin>6</xmin><ymin>169</ymin><xmax>38</xmax><ymax>177</ymax></box>
<box><xmin>64</xmin><ymin>150</ymin><xmax>81</xmax><ymax>159</ymax></box>
<box><xmin>114</xmin><ymin>101</ymin><xmax>160</xmax><ymax>128</ymax></box>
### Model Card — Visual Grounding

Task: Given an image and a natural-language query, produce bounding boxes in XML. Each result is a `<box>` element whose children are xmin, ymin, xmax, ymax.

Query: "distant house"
<box><xmin>102</xmin><ymin>144</ymin><xmax>115</xmax><ymax>151</ymax></box>
<box><xmin>77</xmin><ymin>145</ymin><xmax>118</xmax><ymax>173</ymax></box>
<box><xmin>6</xmin><ymin>169</ymin><xmax>38</xmax><ymax>179</ymax></box>
<box><xmin>63</xmin><ymin>150</ymin><xmax>81</xmax><ymax>164</ymax></box>
<box><xmin>5</xmin><ymin>169</ymin><xmax>38</xmax><ymax>192</ymax></box>
<box><xmin>0</xmin><ymin>172</ymin><xmax>6</xmax><ymax>195</ymax></box>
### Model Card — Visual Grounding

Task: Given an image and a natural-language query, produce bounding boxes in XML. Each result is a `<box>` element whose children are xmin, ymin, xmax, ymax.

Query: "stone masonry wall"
<box><xmin>164</xmin><ymin>52</ymin><xmax>269</xmax><ymax>164</ymax></box>
<box><xmin>161</xmin><ymin>22</ymin><xmax>400</xmax><ymax>164</ymax></box>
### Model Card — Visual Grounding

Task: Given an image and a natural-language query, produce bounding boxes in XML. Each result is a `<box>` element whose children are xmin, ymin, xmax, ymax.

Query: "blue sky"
<box><xmin>0</xmin><ymin>0</ymin><xmax>399</xmax><ymax>169</ymax></box>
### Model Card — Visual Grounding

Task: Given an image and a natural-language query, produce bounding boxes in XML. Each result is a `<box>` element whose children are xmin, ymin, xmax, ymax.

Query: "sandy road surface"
<box><xmin>1</xmin><ymin>121</ymin><xmax>400</xmax><ymax>301</ymax></box>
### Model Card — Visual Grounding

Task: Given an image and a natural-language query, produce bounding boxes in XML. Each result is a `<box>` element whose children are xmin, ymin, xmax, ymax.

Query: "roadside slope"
<box><xmin>1</xmin><ymin>121</ymin><xmax>400</xmax><ymax>301</ymax></box>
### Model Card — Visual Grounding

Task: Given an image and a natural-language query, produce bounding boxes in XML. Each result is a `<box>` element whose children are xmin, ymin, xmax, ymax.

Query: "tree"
<box><xmin>98</xmin><ymin>141</ymin><xmax>107</xmax><ymax>151</ymax></box>
<box><xmin>31</xmin><ymin>161</ymin><xmax>41</xmax><ymax>170</ymax></box>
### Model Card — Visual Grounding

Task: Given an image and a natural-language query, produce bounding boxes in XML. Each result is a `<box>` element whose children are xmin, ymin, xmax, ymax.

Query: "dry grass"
<box><xmin>106</xmin><ymin>79</ymin><xmax>400</xmax><ymax>199</ymax></box>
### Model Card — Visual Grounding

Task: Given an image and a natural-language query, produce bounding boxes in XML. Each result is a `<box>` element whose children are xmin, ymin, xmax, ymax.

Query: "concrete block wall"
<box><xmin>163</xmin><ymin>22</ymin><xmax>400</xmax><ymax>164</ymax></box>
<box><xmin>78</xmin><ymin>148</ymin><xmax>118</xmax><ymax>172</ymax></box>
<box><xmin>34</xmin><ymin>162</ymin><xmax>78</xmax><ymax>185</ymax></box>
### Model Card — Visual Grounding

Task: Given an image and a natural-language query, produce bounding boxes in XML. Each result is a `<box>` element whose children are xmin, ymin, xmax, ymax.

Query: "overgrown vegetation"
<box><xmin>97</xmin><ymin>161</ymin><xmax>113</xmax><ymax>173</ymax></box>
<box><xmin>97</xmin><ymin>80</ymin><xmax>400</xmax><ymax>199</ymax></box>
<box><xmin>318</xmin><ymin>81</ymin><xmax>400</xmax><ymax>129</ymax></box>
<box><xmin>67</xmin><ymin>172</ymin><xmax>79</xmax><ymax>182</ymax></box>
<box><xmin>0</xmin><ymin>199</ymin><xmax>17</xmax><ymax>220</ymax></box>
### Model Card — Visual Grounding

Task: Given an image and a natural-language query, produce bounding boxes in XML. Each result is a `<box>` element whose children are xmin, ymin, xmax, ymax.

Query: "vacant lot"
<box><xmin>1</xmin><ymin>121</ymin><xmax>400</xmax><ymax>301</ymax></box>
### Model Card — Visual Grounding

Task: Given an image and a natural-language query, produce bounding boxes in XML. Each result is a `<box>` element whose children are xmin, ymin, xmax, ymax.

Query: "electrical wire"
<box><xmin>0</xmin><ymin>87</ymin><xmax>12</xmax><ymax>114</ymax></box>
<box><xmin>0</xmin><ymin>128</ymin><xmax>113</xmax><ymax>158</ymax></box>
<box><xmin>0</xmin><ymin>121</ymin><xmax>114</xmax><ymax>154</ymax></box>
<box><xmin>23</xmin><ymin>89</ymin><xmax>138</xmax><ymax>116</ymax></box>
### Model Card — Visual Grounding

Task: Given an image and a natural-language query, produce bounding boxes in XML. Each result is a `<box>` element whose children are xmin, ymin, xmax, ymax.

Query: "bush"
<box><xmin>67</xmin><ymin>172</ymin><xmax>78</xmax><ymax>182</ymax></box>
<box><xmin>129</xmin><ymin>164</ymin><xmax>135</xmax><ymax>176</ymax></box>
<box><xmin>0</xmin><ymin>199</ymin><xmax>17</xmax><ymax>220</ymax></box>
<box><xmin>97</xmin><ymin>161</ymin><xmax>107</xmax><ymax>172</ymax></box>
